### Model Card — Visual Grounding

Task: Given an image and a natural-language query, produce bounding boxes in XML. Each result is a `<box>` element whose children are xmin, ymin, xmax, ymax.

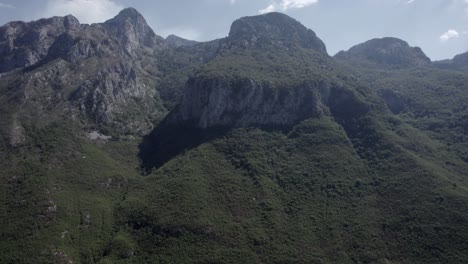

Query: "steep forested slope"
<box><xmin>0</xmin><ymin>10</ymin><xmax>467</xmax><ymax>264</ymax></box>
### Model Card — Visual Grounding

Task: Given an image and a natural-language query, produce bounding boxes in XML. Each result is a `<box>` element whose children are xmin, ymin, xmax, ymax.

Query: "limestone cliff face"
<box><xmin>166</xmin><ymin>76</ymin><xmax>331</xmax><ymax>128</ymax></box>
<box><xmin>165</xmin><ymin>35</ymin><xmax>198</xmax><ymax>48</ymax></box>
<box><xmin>70</xmin><ymin>62</ymin><xmax>159</xmax><ymax>128</ymax></box>
<box><xmin>103</xmin><ymin>8</ymin><xmax>165</xmax><ymax>56</ymax></box>
<box><xmin>0</xmin><ymin>8</ymin><xmax>167</xmax><ymax>133</ymax></box>
<box><xmin>0</xmin><ymin>8</ymin><xmax>165</xmax><ymax>72</ymax></box>
<box><xmin>0</xmin><ymin>15</ymin><xmax>81</xmax><ymax>73</ymax></box>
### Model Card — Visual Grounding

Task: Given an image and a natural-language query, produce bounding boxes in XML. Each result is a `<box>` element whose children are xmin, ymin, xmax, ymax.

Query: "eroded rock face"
<box><xmin>70</xmin><ymin>62</ymin><xmax>158</xmax><ymax>127</ymax></box>
<box><xmin>103</xmin><ymin>7</ymin><xmax>165</xmax><ymax>55</ymax></box>
<box><xmin>166</xmin><ymin>76</ymin><xmax>332</xmax><ymax>129</ymax></box>
<box><xmin>165</xmin><ymin>35</ymin><xmax>198</xmax><ymax>48</ymax></box>
<box><xmin>0</xmin><ymin>8</ymin><xmax>166</xmax><ymax>74</ymax></box>
<box><xmin>9</xmin><ymin>115</ymin><xmax>26</xmax><ymax>147</ymax></box>
<box><xmin>0</xmin><ymin>8</ymin><xmax>167</xmax><ymax>133</ymax></box>
<box><xmin>0</xmin><ymin>15</ymin><xmax>81</xmax><ymax>73</ymax></box>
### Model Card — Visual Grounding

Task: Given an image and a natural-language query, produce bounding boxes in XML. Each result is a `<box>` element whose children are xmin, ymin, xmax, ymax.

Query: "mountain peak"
<box><xmin>114</xmin><ymin>7</ymin><xmax>144</xmax><ymax>20</ymax></box>
<box><xmin>335</xmin><ymin>37</ymin><xmax>431</xmax><ymax>67</ymax></box>
<box><xmin>105</xmin><ymin>7</ymin><xmax>147</xmax><ymax>27</ymax></box>
<box><xmin>104</xmin><ymin>8</ymin><xmax>163</xmax><ymax>52</ymax></box>
<box><xmin>227</xmin><ymin>12</ymin><xmax>327</xmax><ymax>53</ymax></box>
<box><xmin>165</xmin><ymin>34</ymin><xmax>198</xmax><ymax>47</ymax></box>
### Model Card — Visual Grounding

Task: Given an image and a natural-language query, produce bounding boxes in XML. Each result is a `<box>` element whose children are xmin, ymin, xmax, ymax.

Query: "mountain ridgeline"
<box><xmin>1</xmin><ymin>8</ymin><xmax>468</xmax><ymax>264</ymax></box>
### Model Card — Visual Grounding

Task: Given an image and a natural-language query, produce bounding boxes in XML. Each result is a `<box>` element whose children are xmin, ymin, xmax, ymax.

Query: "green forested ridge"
<box><xmin>0</xmin><ymin>10</ymin><xmax>468</xmax><ymax>264</ymax></box>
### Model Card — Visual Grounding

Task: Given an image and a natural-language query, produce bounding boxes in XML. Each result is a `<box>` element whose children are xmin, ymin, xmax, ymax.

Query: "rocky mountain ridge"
<box><xmin>165</xmin><ymin>34</ymin><xmax>198</xmax><ymax>48</ymax></box>
<box><xmin>0</xmin><ymin>8</ymin><xmax>173</xmax><ymax>137</ymax></box>
<box><xmin>2</xmin><ymin>8</ymin><xmax>468</xmax><ymax>264</ymax></box>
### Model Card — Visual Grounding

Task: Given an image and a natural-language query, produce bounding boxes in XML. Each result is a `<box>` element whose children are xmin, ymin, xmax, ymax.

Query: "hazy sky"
<box><xmin>0</xmin><ymin>0</ymin><xmax>467</xmax><ymax>60</ymax></box>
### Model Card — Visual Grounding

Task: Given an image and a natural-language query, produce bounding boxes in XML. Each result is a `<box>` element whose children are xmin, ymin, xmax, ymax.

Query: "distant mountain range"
<box><xmin>1</xmin><ymin>8</ymin><xmax>467</xmax><ymax>263</ymax></box>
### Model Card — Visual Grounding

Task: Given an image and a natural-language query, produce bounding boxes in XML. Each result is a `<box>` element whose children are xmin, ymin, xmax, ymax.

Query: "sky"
<box><xmin>0</xmin><ymin>0</ymin><xmax>467</xmax><ymax>60</ymax></box>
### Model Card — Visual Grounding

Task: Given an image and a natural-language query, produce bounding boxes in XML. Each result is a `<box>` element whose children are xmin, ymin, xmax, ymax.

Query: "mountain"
<box><xmin>335</xmin><ymin>37</ymin><xmax>431</xmax><ymax>67</ymax></box>
<box><xmin>452</xmin><ymin>51</ymin><xmax>468</xmax><ymax>67</ymax></box>
<box><xmin>0</xmin><ymin>15</ymin><xmax>80</xmax><ymax>73</ymax></box>
<box><xmin>164</xmin><ymin>12</ymin><xmax>332</xmax><ymax>130</ymax></box>
<box><xmin>1</xmin><ymin>8</ymin><xmax>468</xmax><ymax>264</ymax></box>
<box><xmin>165</xmin><ymin>34</ymin><xmax>198</xmax><ymax>47</ymax></box>
<box><xmin>0</xmin><ymin>7</ymin><xmax>172</xmax><ymax>137</ymax></box>
<box><xmin>433</xmin><ymin>50</ymin><xmax>468</xmax><ymax>70</ymax></box>
<box><xmin>227</xmin><ymin>12</ymin><xmax>327</xmax><ymax>53</ymax></box>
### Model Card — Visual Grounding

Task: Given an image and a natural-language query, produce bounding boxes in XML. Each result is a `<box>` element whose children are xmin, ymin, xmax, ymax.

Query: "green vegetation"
<box><xmin>0</xmin><ymin>122</ymin><xmax>140</xmax><ymax>263</ymax></box>
<box><xmin>198</xmin><ymin>47</ymin><xmax>334</xmax><ymax>85</ymax></box>
<box><xmin>1</xmin><ymin>11</ymin><xmax>468</xmax><ymax>264</ymax></box>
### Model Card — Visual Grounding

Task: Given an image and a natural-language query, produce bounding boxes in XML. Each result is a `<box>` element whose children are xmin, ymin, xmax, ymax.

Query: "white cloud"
<box><xmin>259</xmin><ymin>4</ymin><xmax>276</xmax><ymax>14</ymax></box>
<box><xmin>40</xmin><ymin>0</ymin><xmax>124</xmax><ymax>24</ymax></box>
<box><xmin>0</xmin><ymin>2</ymin><xmax>15</xmax><ymax>8</ymax></box>
<box><xmin>280</xmin><ymin>0</ymin><xmax>318</xmax><ymax>9</ymax></box>
<box><xmin>259</xmin><ymin>0</ymin><xmax>318</xmax><ymax>14</ymax></box>
<box><xmin>440</xmin><ymin>29</ymin><xmax>459</xmax><ymax>42</ymax></box>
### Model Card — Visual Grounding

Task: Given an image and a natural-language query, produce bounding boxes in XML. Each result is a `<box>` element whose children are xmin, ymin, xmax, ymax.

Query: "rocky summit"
<box><xmin>1</xmin><ymin>7</ymin><xmax>468</xmax><ymax>264</ymax></box>
<box><xmin>0</xmin><ymin>8</ymin><xmax>169</xmax><ymax>135</ymax></box>
<box><xmin>335</xmin><ymin>37</ymin><xmax>431</xmax><ymax>67</ymax></box>
<box><xmin>227</xmin><ymin>12</ymin><xmax>327</xmax><ymax>52</ymax></box>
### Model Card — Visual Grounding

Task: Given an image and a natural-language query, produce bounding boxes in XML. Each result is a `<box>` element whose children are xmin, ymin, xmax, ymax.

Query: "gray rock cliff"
<box><xmin>0</xmin><ymin>8</ymin><xmax>167</xmax><ymax>134</ymax></box>
<box><xmin>0</xmin><ymin>15</ymin><xmax>81</xmax><ymax>73</ymax></box>
<box><xmin>166</xmin><ymin>76</ymin><xmax>331</xmax><ymax>128</ymax></box>
<box><xmin>165</xmin><ymin>35</ymin><xmax>198</xmax><ymax>48</ymax></box>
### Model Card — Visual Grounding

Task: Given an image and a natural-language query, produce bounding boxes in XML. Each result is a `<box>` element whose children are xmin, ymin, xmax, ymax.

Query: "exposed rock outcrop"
<box><xmin>0</xmin><ymin>15</ymin><xmax>81</xmax><ymax>73</ymax></box>
<box><xmin>70</xmin><ymin>61</ymin><xmax>159</xmax><ymax>129</ymax></box>
<box><xmin>165</xmin><ymin>34</ymin><xmax>198</xmax><ymax>48</ymax></box>
<box><xmin>9</xmin><ymin>115</ymin><xmax>26</xmax><ymax>147</ymax></box>
<box><xmin>166</xmin><ymin>76</ymin><xmax>331</xmax><ymax>128</ymax></box>
<box><xmin>103</xmin><ymin>7</ymin><xmax>165</xmax><ymax>55</ymax></box>
<box><xmin>0</xmin><ymin>8</ymin><xmax>167</xmax><ymax>133</ymax></box>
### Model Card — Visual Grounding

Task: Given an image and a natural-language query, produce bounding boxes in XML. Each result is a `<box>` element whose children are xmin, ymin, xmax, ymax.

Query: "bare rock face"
<box><xmin>9</xmin><ymin>115</ymin><xmax>26</xmax><ymax>147</ymax></box>
<box><xmin>104</xmin><ymin>7</ymin><xmax>165</xmax><ymax>55</ymax></box>
<box><xmin>0</xmin><ymin>15</ymin><xmax>81</xmax><ymax>73</ymax></box>
<box><xmin>165</xmin><ymin>34</ymin><xmax>198</xmax><ymax>48</ymax></box>
<box><xmin>166</xmin><ymin>76</ymin><xmax>333</xmax><ymax>129</ymax></box>
<box><xmin>0</xmin><ymin>8</ymin><xmax>167</xmax><ymax>133</ymax></box>
<box><xmin>70</xmin><ymin>62</ymin><xmax>158</xmax><ymax>128</ymax></box>
<box><xmin>0</xmin><ymin>8</ymin><xmax>165</xmax><ymax>73</ymax></box>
